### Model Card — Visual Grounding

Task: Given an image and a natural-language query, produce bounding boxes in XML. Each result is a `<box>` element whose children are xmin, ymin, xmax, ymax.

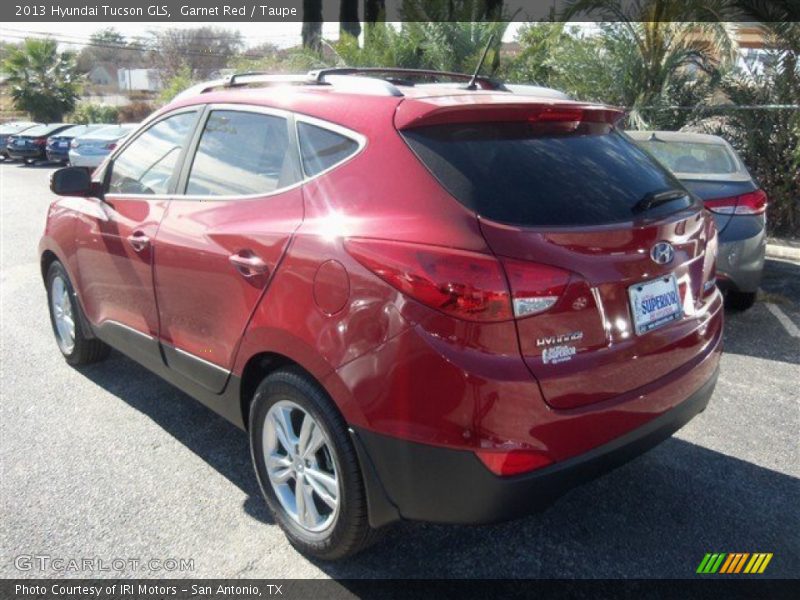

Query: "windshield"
<box><xmin>634</xmin><ymin>140</ymin><xmax>741</xmax><ymax>175</ymax></box>
<box><xmin>402</xmin><ymin>122</ymin><xmax>693</xmax><ymax>227</ymax></box>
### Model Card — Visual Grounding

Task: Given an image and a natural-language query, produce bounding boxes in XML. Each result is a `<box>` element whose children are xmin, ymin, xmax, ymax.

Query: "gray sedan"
<box><xmin>627</xmin><ymin>131</ymin><xmax>767</xmax><ymax>310</ymax></box>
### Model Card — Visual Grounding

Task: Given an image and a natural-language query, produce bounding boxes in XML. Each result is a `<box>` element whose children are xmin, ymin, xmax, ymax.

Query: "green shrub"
<box><xmin>70</xmin><ymin>102</ymin><xmax>119</xmax><ymax>124</ymax></box>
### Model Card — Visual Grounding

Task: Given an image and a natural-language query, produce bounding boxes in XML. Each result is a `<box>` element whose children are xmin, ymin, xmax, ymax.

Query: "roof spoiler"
<box><xmin>394</xmin><ymin>100</ymin><xmax>625</xmax><ymax>130</ymax></box>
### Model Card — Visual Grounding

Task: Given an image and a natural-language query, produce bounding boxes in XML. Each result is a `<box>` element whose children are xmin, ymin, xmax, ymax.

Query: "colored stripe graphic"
<box><xmin>701</xmin><ymin>552</ymin><xmax>773</xmax><ymax>574</ymax></box>
<box><xmin>698</xmin><ymin>553</ymin><xmax>727</xmax><ymax>573</ymax></box>
<box><xmin>733</xmin><ymin>553</ymin><xmax>749</xmax><ymax>573</ymax></box>
<box><xmin>719</xmin><ymin>554</ymin><xmax>735</xmax><ymax>574</ymax></box>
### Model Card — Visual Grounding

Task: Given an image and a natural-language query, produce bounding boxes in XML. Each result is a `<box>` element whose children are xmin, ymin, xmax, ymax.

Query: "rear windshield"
<box><xmin>23</xmin><ymin>124</ymin><xmax>70</xmax><ymax>137</ymax></box>
<box><xmin>633</xmin><ymin>140</ymin><xmax>741</xmax><ymax>175</ymax></box>
<box><xmin>402</xmin><ymin>122</ymin><xmax>692</xmax><ymax>227</ymax></box>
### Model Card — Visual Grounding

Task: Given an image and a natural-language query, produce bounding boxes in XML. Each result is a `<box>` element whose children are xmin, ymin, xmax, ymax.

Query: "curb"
<box><xmin>766</xmin><ymin>244</ymin><xmax>800</xmax><ymax>262</ymax></box>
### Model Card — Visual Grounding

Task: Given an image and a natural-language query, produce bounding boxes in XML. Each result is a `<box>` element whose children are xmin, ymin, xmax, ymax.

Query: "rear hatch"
<box><xmin>398</xmin><ymin>98</ymin><xmax>718</xmax><ymax>409</ymax></box>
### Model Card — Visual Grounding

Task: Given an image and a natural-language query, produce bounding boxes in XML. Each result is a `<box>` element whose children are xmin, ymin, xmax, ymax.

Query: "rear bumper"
<box><xmin>46</xmin><ymin>148</ymin><xmax>69</xmax><ymax>162</ymax></box>
<box><xmin>6</xmin><ymin>147</ymin><xmax>44</xmax><ymax>160</ymax></box>
<box><xmin>717</xmin><ymin>215</ymin><xmax>766</xmax><ymax>293</ymax></box>
<box><xmin>354</xmin><ymin>364</ymin><xmax>719</xmax><ymax>526</ymax></box>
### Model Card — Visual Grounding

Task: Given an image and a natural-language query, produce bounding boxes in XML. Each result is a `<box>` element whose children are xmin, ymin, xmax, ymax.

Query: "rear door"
<box><xmin>153</xmin><ymin>105</ymin><xmax>304</xmax><ymax>392</ymax></box>
<box><xmin>401</xmin><ymin>114</ymin><xmax>719</xmax><ymax>409</ymax></box>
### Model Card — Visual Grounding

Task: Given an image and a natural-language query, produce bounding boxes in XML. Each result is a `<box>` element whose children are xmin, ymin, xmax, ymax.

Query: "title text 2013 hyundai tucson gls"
<box><xmin>40</xmin><ymin>69</ymin><xmax>722</xmax><ymax>560</ymax></box>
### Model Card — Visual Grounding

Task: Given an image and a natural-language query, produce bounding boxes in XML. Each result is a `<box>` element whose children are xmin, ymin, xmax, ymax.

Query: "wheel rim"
<box><xmin>263</xmin><ymin>400</ymin><xmax>340</xmax><ymax>533</ymax></box>
<box><xmin>50</xmin><ymin>275</ymin><xmax>75</xmax><ymax>354</ymax></box>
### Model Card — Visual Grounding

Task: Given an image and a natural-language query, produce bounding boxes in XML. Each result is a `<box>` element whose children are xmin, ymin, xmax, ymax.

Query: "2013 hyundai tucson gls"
<box><xmin>40</xmin><ymin>69</ymin><xmax>722</xmax><ymax>560</ymax></box>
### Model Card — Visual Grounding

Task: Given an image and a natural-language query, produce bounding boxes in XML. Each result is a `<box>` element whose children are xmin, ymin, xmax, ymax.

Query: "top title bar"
<box><xmin>4</xmin><ymin>0</ymin><xmax>797</xmax><ymax>23</ymax></box>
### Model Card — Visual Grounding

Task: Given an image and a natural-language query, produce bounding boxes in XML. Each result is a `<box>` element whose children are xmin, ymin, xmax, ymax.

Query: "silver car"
<box><xmin>68</xmin><ymin>123</ymin><xmax>137</xmax><ymax>169</ymax></box>
<box><xmin>627</xmin><ymin>131</ymin><xmax>767</xmax><ymax>310</ymax></box>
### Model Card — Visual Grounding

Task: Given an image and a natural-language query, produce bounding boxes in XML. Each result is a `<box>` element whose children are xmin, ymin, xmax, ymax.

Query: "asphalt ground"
<box><xmin>1</xmin><ymin>160</ymin><xmax>798</xmax><ymax>579</ymax></box>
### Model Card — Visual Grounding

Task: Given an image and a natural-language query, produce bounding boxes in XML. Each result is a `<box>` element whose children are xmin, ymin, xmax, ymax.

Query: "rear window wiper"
<box><xmin>632</xmin><ymin>189</ymin><xmax>688</xmax><ymax>214</ymax></box>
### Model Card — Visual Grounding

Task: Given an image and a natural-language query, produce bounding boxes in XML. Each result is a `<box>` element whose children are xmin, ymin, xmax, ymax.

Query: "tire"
<box><xmin>725</xmin><ymin>290</ymin><xmax>757</xmax><ymax>311</ymax></box>
<box><xmin>249</xmin><ymin>367</ymin><xmax>382</xmax><ymax>560</ymax></box>
<box><xmin>46</xmin><ymin>261</ymin><xmax>110</xmax><ymax>366</ymax></box>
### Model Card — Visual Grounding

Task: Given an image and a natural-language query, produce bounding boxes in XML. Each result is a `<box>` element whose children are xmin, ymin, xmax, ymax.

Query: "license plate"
<box><xmin>58</xmin><ymin>141</ymin><xmax>68</xmax><ymax>148</ymax></box>
<box><xmin>628</xmin><ymin>274</ymin><xmax>683</xmax><ymax>335</ymax></box>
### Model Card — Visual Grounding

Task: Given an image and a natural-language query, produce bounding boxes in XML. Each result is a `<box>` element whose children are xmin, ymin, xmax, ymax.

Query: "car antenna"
<box><xmin>466</xmin><ymin>34</ymin><xmax>494</xmax><ymax>90</ymax></box>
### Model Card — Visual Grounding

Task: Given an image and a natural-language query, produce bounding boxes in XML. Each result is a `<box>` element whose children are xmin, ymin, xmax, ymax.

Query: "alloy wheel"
<box><xmin>50</xmin><ymin>275</ymin><xmax>75</xmax><ymax>354</ymax></box>
<box><xmin>263</xmin><ymin>400</ymin><xmax>340</xmax><ymax>533</ymax></box>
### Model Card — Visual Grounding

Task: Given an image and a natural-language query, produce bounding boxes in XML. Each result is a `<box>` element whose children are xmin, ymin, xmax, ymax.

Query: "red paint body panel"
<box><xmin>153</xmin><ymin>189</ymin><xmax>303</xmax><ymax>370</ymax></box>
<box><xmin>40</xmin><ymin>84</ymin><xmax>724</xmax><ymax>495</ymax></box>
<box><xmin>479</xmin><ymin>209</ymin><xmax>719</xmax><ymax>409</ymax></box>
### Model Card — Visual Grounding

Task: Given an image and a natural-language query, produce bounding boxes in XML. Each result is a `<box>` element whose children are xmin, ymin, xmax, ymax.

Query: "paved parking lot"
<box><xmin>1</xmin><ymin>161</ymin><xmax>798</xmax><ymax>579</ymax></box>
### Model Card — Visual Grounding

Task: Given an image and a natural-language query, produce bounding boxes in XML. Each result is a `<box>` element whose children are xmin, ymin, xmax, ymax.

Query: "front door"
<box><xmin>75</xmin><ymin>109</ymin><xmax>200</xmax><ymax>363</ymax></box>
<box><xmin>153</xmin><ymin>107</ymin><xmax>304</xmax><ymax>392</ymax></box>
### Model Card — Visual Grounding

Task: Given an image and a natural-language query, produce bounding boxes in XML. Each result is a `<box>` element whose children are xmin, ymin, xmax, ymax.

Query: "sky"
<box><xmin>1</xmin><ymin>21</ymin><xmax>528</xmax><ymax>52</ymax></box>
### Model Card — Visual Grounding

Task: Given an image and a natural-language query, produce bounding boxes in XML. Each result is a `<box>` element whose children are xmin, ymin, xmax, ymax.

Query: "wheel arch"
<box><xmin>239</xmin><ymin>351</ymin><xmax>318</xmax><ymax>431</ymax></box>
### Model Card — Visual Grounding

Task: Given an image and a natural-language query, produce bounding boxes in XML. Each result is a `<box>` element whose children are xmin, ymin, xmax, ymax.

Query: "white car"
<box><xmin>69</xmin><ymin>124</ymin><xmax>137</xmax><ymax>169</ymax></box>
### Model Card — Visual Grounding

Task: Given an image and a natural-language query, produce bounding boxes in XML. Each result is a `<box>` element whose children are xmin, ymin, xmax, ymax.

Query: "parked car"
<box><xmin>0</xmin><ymin>121</ymin><xmax>40</xmax><ymax>160</ymax></box>
<box><xmin>627</xmin><ymin>131</ymin><xmax>766</xmax><ymax>309</ymax></box>
<box><xmin>40</xmin><ymin>69</ymin><xmax>722</xmax><ymax>560</ymax></box>
<box><xmin>68</xmin><ymin>124</ymin><xmax>137</xmax><ymax>169</ymax></box>
<box><xmin>6</xmin><ymin>123</ymin><xmax>75</xmax><ymax>164</ymax></box>
<box><xmin>46</xmin><ymin>124</ymin><xmax>111</xmax><ymax>165</ymax></box>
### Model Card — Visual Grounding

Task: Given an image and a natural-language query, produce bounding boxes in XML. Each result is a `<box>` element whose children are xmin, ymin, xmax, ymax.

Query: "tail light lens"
<box><xmin>33</xmin><ymin>137</ymin><xmax>47</xmax><ymax>146</ymax></box>
<box><xmin>705</xmin><ymin>189</ymin><xmax>768</xmax><ymax>215</ymax></box>
<box><xmin>501</xmin><ymin>258</ymin><xmax>570</xmax><ymax>318</ymax></box>
<box><xmin>344</xmin><ymin>239</ymin><xmax>570</xmax><ymax>322</ymax></box>
<box><xmin>70</xmin><ymin>140</ymin><xmax>79</xmax><ymax>148</ymax></box>
<box><xmin>475</xmin><ymin>449</ymin><xmax>553</xmax><ymax>476</ymax></box>
<box><xmin>105</xmin><ymin>142</ymin><xmax>117</xmax><ymax>150</ymax></box>
<box><xmin>344</xmin><ymin>239</ymin><xmax>513</xmax><ymax>322</ymax></box>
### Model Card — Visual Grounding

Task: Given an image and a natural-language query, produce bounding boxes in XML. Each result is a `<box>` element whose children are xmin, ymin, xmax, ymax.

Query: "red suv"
<box><xmin>40</xmin><ymin>69</ymin><xmax>722</xmax><ymax>560</ymax></box>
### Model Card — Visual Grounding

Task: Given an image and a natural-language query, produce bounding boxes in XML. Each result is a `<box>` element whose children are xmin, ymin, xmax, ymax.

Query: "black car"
<box><xmin>6</xmin><ymin>123</ymin><xmax>74</xmax><ymax>164</ymax></box>
<box><xmin>0</xmin><ymin>121</ymin><xmax>40</xmax><ymax>160</ymax></box>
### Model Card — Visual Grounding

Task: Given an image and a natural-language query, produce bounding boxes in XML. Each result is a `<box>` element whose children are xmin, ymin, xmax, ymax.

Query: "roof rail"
<box><xmin>172</xmin><ymin>67</ymin><xmax>570</xmax><ymax>102</ymax></box>
<box><xmin>308</xmin><ymin>67</ymin><xmax>508</xmax><ymax>91</ymax></box>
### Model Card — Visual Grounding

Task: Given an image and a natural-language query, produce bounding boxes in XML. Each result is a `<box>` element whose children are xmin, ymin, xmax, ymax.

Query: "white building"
<box><xmin>117</xmin><ymin>69</ymin><xmax>162</xmax><ymax>92</ymax></box>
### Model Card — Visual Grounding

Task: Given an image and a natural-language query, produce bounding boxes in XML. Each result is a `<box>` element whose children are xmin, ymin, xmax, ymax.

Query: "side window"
<box><xmin>107</xmin><ymin>111</ymin><xmax>197</xmax><ymax>195</ymax></box>
<box><xmin>298</xmin><ymin>122</ymin><xmax>360</xmax><ymax>177</ymax></box>
<box><xmin>185</xmin><ymin>110</ymin><xmax>295</xmax><ymax>196</ymax></box>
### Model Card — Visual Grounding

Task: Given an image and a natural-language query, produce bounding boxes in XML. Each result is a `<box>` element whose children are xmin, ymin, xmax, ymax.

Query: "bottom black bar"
<box><xmin>2</xmin><ymin>579</ymin><xmax>797</xmax><ymax>600</ymax></box>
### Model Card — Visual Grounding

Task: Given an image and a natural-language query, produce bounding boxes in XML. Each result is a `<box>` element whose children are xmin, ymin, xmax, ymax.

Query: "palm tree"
<box><xmin>563</xmin><ymin>0</ymin><xmax>738</xmax><ymax>127</ymax></box>
<box><xmin>302</xmin><ymin>0</ymin><xmax>323</xmax><ymax>52</ymax></box>
<box><xmin>340</xmin><ymin>0</ymin><xmax>361</xmax><ymax>39</ymax></box>
<box><xmin>3</xmin><ymin>38</ymin><xmax>79</xmax><ymax>122</ymax></box>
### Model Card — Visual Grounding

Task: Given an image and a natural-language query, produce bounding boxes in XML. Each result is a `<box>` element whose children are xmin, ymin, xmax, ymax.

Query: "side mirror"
<box><xmin>50</xmin><ymin>167</ymin><xmax>98</xmax><ymax>197</ymax></box>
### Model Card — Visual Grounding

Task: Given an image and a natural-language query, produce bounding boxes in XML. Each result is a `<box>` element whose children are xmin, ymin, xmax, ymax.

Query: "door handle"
<box><xmin>229</xmin><ymin>251</ymin><xmax>269</xmax><ymax>278</ymax></box>
<box><xmin>127</xmin><ymin>231</ymin><xmax>150</xmax><ymax>252</ymax></box>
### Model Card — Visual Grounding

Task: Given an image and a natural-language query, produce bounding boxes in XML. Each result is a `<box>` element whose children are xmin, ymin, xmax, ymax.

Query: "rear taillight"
<box><xmin>475</xmin><ymin>449</ymin><xmax>553</xmax><ymax>476</ymax></box>
<box><xmin>70</xmin><ymin>140</ymin><xmax>79</xmax><ymax>148</ymax></box>
<box><xmin>344</xmin><ymin>239</ymin><xmax>513</xmax><ymax>322</ymax></box>
<box><xmin>105</xmin><ymin>142</ymin><xmax>117</xmax><ymax>150</ymax></box>
<box><xmin>705</xmin><ymin>189</ymin><xmax>768</xmax><ymax>216</ymax></box>
<box><xmin>33</xmin><ymin>137</ymin><xmax>47</xmax><ymax>146</ymax></box>
<box><xmin>344</xmin><ymin>239</ymin><xmax>569</xmax><ymax>322</ymax></box>
<box><xmin>501</xmin><ymin>259</ymin><xmax>570</xmax><ymax>318</ymax></box>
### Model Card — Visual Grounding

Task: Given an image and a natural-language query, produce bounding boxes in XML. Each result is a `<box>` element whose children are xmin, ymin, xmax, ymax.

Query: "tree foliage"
<box><xmin>75</xmin><ymin>28</ymin><xmax>147</xmax><ymax>73</ymax></box>
<box><xmin>149</xmin><ymin>27</ymin><xmax>243</xmax><ymax>79</ymax></box>
<box><xmin>2</xmin><ymin>38</ymin><xmax>80</xmax><ymax>122</ymax></box>
<box><xmin>70</xmin><ymin>102</ymin><xmax>119</xmax><ymax>124</ymax></box>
